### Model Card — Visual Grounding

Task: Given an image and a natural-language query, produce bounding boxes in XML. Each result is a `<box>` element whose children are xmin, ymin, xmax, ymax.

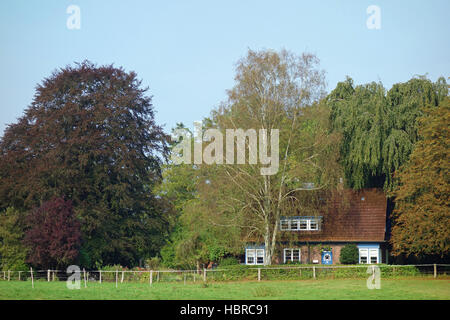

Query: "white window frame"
<box><xmin>299</xmin><ymin>219</ymin><xmax>308</xmax><ymax>230</ymax></box>
<box><xmin>359</xmin><ymin>249</ymin><xmax>368</xmax><ymax>264</ymax></box>
<box><xmin>359</xmin><ymin>248</ymin><xmax>379</xmax><ymax>264</ymax></box>
<box><xmin>290</xmin><ymin>219</ymin><xmax>300</xmax><ymax>230</ymax></box>
<box><xmin>369</xmin><ymin>249</ymin><xmax>379</xmax><ymax>264</ymax></box>
<box><xmin>256</xmin><ymin>249</ymin><xmax>265</xmax><ymax>264</ymax></box>
<box><xmin>309</xmin><ymin>219</ymin><xmax>319</xmax><ymax>230</ymax></box>
<box><xmin>280</xmin><ymin>217</ymin><xmax>320</xmax><ymax>231</ymax></box>
<box><xmin>283</xmin><ymin>248</ymin><xmax>301</xmax><ymax>263</ymax></box>
<box><xmin>280</xmin><ymin>219</ymin><xmax>290</xmax><ymax>231</ymax></box>
<box><xmin>246</xmin><ymin>248</ymin><xmax>265</xmax><ymax>265</ymax></box>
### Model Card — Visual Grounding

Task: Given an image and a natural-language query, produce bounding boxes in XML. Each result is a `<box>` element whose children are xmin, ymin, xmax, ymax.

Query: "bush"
<box><xmin>340</xmin><ymin>244</ymin><xmax>359</xmax><ymax>264</ymax></box>
<box><xmin>145</xmin><ymin>257</ymin><xmax>161</xmax><ymax>270</ymax></box>
<box><xmin>219</xmin><ymin>257</ymin><xmax>239</xmax><ymax>266</ymax></box>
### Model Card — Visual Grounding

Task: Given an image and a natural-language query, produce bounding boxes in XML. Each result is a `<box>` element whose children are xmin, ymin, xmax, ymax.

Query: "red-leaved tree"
<box><xmin>24</xmin><ymin>197</ymin><xmax>81</xmax><ymax>269</ymax></box>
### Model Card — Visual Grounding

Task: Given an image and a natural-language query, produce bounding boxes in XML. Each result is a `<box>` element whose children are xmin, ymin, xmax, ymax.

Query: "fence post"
<box><xmin>313</xmin><ymin>266</ymin><xmax>316</xmax><ymax>279</ymax></box>
<box><xmin>47</xmin><ymin>269</ymin><xmax>50</xmax><ymax>282</ymax></box>
<box><xmin>258</xmin><ymin>268</ymin><xmax>261</xmax><ymax>281</ymax></box>
<box><xmin>115</xmin><ymin>270</ymin><xmax>118</xmax><ymax>288</ymax></box>
<box><xmin>99</xmin><ymin>270</ymin><xmax>102</xmax><ymax>284</ymax></box>
<box><xmin>434</xmin><ymin>264</ymin><xmax>437</xmax><ymax>278</ymax></box>
<box><xmin>83</xmin><ymin>268</ymin><xmax>87</xmax><ymax>288</ymax></box>
<box><xmin>30</xmin><ymin>267</ymin><xmax>34</xmax><ymax>289</ymax></box>
<box><xmin>149</xmin><ymin>270</ymin><xmax>153</xmax><ymax>286</ymax></box>
<box><xmin>19</xmin><ymin>271</ymin><xmax>21</xmax><ymax>281</ymax></box>
<box><xmin>8</xmin><ymin>270</ymin><xmax>10</xmax><ymax>281</ymax></box>
<box><xmin>157</xmin><ymin>271</ymin><xmax>160</xmax><ymax>282</ymax></box>
<box><xmin>184</xmin><ymin>273</ymin><xmax>186</xmax><ymax>285</ymax></box>
<box><xmin>3</xmin><ymin>271</ymin><xmax>5</xmax><ymax>280</ymax></box>
<box><xmin>121</xmin><ymin>271</ymin><xmax>124</xmax><ymax>283</ymax></box>
<box><xmin>203</xmin><ymin>268</ymin><xmax>206</xmax><ymax>282</ymax></box>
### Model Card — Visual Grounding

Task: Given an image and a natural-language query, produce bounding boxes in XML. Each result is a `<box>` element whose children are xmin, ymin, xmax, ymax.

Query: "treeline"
<box><xmin>0</xmin><ymin>51</ymin><xmax>448</xmax><ymax>270</ymax></box>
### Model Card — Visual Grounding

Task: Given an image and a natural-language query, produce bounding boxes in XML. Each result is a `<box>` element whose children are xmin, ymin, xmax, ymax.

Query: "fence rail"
<box><xmin>1</xmin><ymin>264</ymin><xmax>449</xmax><ymax>287</ymax></box>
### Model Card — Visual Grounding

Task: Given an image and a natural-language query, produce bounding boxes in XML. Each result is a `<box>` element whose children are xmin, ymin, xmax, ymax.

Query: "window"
<box><xmin>369</xmin><ymin>249</ymin><xmax>379</xmax><ymax>264</ymax></box>
<box><xmin>280</xmin><ymin>217</ymin><xmax>321</xmax><ymax>231</ymax></box>
<box><xmin>284</xmin><ymin>248</ymin><xmax>301</xmax><ymax>263</ymax></box>
<box><xmin>290</xmin><ymin>219</ymin><xmax>299</xmax><ymax>230</ymax></box>
<box><xmin>299</xmin><ymin>219</ymin><xmax>308</xmax><ymax>230</ymax></box>
<box><xmin>309</xmin><ymin>219</ymin><xmax>319</xmax><ymax>230</ymax></box>
<box><xmin>359</xmin><ymin>248</ymin><xmax>379</xmax><ymax>264</ymax></box>
<box><xmin>256</xmin><ymin>249</ymin><xmax>264</xmax><ymax>264</ymax></box>
<box><xmin>246</xmin><ymin>250</ymin><xmax>255</xmax><ymax>264</ymax></box>
<box><xmin>359</xmin><ymin>249</ymin><xmax>368</xmax><ymax>264</ymax></box>
<box><xmin>246</xmin><ymin>248</ymin><xmax>265</xmax><ymax>265</ymax></box>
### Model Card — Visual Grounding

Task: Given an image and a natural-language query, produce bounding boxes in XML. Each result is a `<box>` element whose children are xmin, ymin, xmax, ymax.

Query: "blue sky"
<box><xmin>1</xmin><ymin>0</ymin><xmax>449</xmax><ymax>136</ymax></box>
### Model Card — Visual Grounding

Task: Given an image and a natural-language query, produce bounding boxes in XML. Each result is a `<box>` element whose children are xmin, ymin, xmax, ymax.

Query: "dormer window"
<box><xmin>280</xmin><ymin>216</ymin><xmax>321</xmax><ymax>231</ymax></box>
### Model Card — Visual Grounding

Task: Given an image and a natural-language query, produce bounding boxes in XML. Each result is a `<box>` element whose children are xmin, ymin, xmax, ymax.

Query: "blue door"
<box><xmin>321</xmin><ymin>251</ymin><xmax>332</xmax><ymax>265</ymax></box>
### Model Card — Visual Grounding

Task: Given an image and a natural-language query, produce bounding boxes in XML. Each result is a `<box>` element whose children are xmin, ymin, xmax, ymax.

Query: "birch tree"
<box><xmin>200</xmin><ymin>49</ymin><xmax>341</xmax><ymax>264</ymax></box>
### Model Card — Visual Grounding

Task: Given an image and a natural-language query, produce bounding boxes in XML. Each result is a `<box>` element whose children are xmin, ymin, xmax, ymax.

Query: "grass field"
<box><xmin>0</xmin><ymin>278</ymin><xmax>449</xmax><ymax>300</ymax></box>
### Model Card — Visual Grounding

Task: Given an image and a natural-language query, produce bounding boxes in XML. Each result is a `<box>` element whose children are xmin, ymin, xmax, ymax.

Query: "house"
<box><xmin>244</xmin><ymin>188</ymin><xmax>389</xmax><ymax>265</ymax></box>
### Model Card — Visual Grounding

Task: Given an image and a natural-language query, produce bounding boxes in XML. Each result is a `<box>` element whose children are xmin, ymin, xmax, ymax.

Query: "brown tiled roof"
<box><xmin>279</xmin><ymin>188</ymin><xmax>387</xmax><ymax>243</ymax></box>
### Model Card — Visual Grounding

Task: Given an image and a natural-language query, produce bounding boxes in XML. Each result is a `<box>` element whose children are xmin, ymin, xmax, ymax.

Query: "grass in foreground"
<box><xmin>0</xmin><ymin>278</ymin><xmax>449</xmax><ymax>300</ymax></box>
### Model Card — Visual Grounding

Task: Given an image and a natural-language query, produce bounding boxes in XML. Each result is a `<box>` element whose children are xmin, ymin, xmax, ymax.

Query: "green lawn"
<box><xmin>0</xmin><ymin>278</ymin><xmax>449</xmax><ymax>300</ymax></box>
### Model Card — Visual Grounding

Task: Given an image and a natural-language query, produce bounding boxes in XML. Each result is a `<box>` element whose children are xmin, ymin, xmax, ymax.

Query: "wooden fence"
<box><xmin>1</xmin><ymin>264</ymin><xmax>448</xmax><ymax>288</ymax></box>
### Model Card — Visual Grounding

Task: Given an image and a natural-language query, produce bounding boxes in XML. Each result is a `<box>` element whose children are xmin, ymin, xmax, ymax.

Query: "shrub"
<box><xmin>145</xmin><ymin>257</ymin><xmax>161</xmax><ymax>270</ymax></box>
<box><xmin>340</xmin><ymin>244</ymin><xmax>359</xmax><ymax>264</ymax></box>
<box><xmin>219</xmin><ymin>257</ymin><xmax>239</xmax><ymax>266</ymax></box>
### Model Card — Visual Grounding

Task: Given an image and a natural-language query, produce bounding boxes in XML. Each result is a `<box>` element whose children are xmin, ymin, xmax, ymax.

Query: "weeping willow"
<box><xmin>327</xmin><ymin>76</ymin><xmax>448</xmax><ymax>192</ymax></box>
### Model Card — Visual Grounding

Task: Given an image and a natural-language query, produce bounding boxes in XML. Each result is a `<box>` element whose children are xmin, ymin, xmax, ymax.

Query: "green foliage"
<box><xmin>0</xmin><ymin>208</ymin><xmax>28</xmax><ymax>270</ymax></box>
<box><xmin>219</xmin><ymin>257</ymin><xmax>240</xmax><ymax>267</ymax></box>
<box><xmin>339</xmin><ymin>244</ymin><xmax>359</xmax><ymax>264</ymax></box>
<box><xmin>328</xmin><ymin>76</ymin><xmax>447</xmax><ymax>191</ymax></box>
<box><xmin>145</xmin><ymin>257</ymin><xmax>161</xmax><ymax>270</ymax></box>
<box><xmin>391</xmin><ymin>97</ymin><xmax>450</xmax><ymax>257</ymax></box>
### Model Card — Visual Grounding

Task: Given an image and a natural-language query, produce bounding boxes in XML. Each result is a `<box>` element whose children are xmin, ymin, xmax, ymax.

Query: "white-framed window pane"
<box><xmin>284</xmin><ymin>249</ymin><xmax>292</xmax><ymax>263</ymax></box>
<box><xmin>369</xmin><ymin>249</ymin><xmax>378</xmax><ymax>264</ymax></box>
<box><xmin>256</xmin><ymin>249</ymin><xmax>264</xmax><ymax>264</ymax></box>
<box><xmin>293</xmin><ymin>249</ymin><xmax>300</xmax><ymax>261</ymax></box>
<box><xmin>246</xmin><ymin>249</ymin><xmax>255</xmax><ymax>265</ymax></box>
<box><xmin>290</xmin><ymin>220</ymin><xmax>299</xmax><ymax>230</ymax></box>
<box><xmin>280</xmin><ymin>220</ymin><xmax>289</xmax><ymax>230</ymax></box>
<box><xmin>299</xmin><ymin>220</ymin><xmax>308</xmax><ymax>230</ymax></box>
<box><xmin>359</xmin><ymin>249</ymin><xmax>368</xmax><ymax>264</ymax></box>
<box><xmin>309</xmin><ymin>219</ymin><xmax>318</xmax><ymax>230</ymax></box>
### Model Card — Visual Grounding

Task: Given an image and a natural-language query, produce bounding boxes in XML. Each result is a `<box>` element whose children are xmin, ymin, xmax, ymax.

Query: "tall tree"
<box><xmin>0</xmin><ymin>61</ymin><xmax>169</xmax><ymax>267</ymax></box>
<box><xmin>24</xmin><ymin>197</ymin><xmax>81</xmax><ymax>269</ymax></box>
<box><xmin>390</xmin><ymin>97</ymin><xmax>450</xmax><ymax>257</ymax></box>
<box><xmin>328</xmin><ymin>76</ymin><xmax>447</xmax><ymax>191</ymax></box>
<box><xmin>191</xmin><ymin>49</ymin><xmax>341</xmax><ymax>264</ymax></box>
